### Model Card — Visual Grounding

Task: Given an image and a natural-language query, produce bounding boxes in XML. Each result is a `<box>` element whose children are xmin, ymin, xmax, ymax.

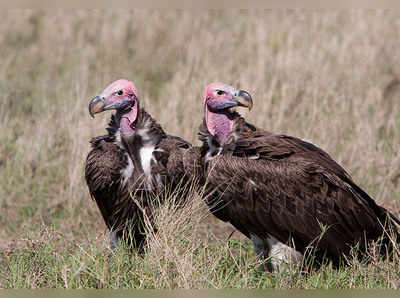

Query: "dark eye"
<box><xmin>216</xmin><ymin>90</ymin><xmax>224</xmax><ymax>96</ymax></box>
<box><xmin>117</xmin><ymin>90</ymin><xmax>123</xmax><ymax>96</ymax></box>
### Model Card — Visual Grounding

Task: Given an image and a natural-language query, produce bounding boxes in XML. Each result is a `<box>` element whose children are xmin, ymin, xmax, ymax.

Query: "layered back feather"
<box><xmin>198</xmin><ymin>114</ymin><xmax>400</xmax><ymax>266</ymax></box>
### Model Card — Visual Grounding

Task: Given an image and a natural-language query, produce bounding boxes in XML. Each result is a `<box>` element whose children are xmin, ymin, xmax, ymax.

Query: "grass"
<box><xmin>1</xmin><ymin>10</ymin><xmax>400</xmax><ymax>288</ymax></box>
<box><xmin>3</xmin><ymin>193</ymin><xmax>400</xmax><ymax>289</ymax></box>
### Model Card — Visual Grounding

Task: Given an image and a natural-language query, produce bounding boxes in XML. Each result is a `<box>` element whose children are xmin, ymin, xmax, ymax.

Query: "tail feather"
<box><xmin>377</xmin><ymin>207</ymin><xmax>400</xmax><ymax>257</ymax></box>
<box><xmin>387</xmin><ymin>210</ymin><xmax>400</xmax><ymax>227</ymax></box>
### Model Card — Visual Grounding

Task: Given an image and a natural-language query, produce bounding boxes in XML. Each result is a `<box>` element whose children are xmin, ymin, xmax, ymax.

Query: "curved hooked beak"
<box><xmin>235</xmin><ymin>90</ymin><xmax>253</xmax><ymax>111</ymax></box>
<box><xmin>88</xmin><ymin>96</ymin><xmax>105</xmax><ymax>118</ymax></box>
<box><xmin>88</xmin><ymin>96</ymin><xmax>134</xmax><ymax>118</ymax></box>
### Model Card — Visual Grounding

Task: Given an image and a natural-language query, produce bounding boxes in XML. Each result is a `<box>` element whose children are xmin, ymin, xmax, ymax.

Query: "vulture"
<box><xmin>85</xmin><ymin>79</ymin><xmax>200</xmax><ymax>250</ymax></box>
<box><xmin>198</xmin><ymin>82</ymin><xmax>400</xmax><ymax>270</ymax></box>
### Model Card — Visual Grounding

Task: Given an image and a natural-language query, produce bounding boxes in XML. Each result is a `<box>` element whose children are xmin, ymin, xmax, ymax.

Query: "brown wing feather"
<box><xmin>85</xmin><ymin>139</ymin><xmax>126</xmax><ymax>228</ymax></box>
<box><xmin>152</xmin><ymin>135</ymin><xmax>203</xmax><ymax>202</ymax></box>
<box><xmin>85</xmin><ymin>137</ymin><xmax>148</xmax><ymax>248</ymax></box>
<box><xmin>202</xmin><ymin>118</ymin><xmax>399</xmax><ymax>265</ymax></box>
<box><xmin>206</xmin><ymin>152</ymin><xmax>387</xmax><ymax>264</ymax></box>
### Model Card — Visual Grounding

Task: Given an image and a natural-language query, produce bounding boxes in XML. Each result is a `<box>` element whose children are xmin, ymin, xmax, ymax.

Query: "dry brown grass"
<box><xmin>1</xmin><ymin>10</ymin><xmax>400</xmax><ymax>288</ymax></box>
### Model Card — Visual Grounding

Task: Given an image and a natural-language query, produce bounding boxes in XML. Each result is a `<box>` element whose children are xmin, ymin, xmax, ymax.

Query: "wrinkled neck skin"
<box><xmin>118</xmin><ymin>102</ymin><xmax>138</xmax><ymax>138</ymax></box>
<box><xmin>205</xmin><ymin>105</ymin><xmax>235</xmax><ymax>146</ymax></box>
<box><xmin>204</xmin><ymin>105</ymin><xmax>237</xmax><ymax>161</ymax></box>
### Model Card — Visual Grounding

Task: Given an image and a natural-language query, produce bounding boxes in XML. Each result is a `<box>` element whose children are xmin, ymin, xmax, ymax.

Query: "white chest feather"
<box><xmin>139</xmin><ymin>145</ymin><xmax>155</xmax><ymax>179</ymax></box>
<box><xmin>114</xmin><ymin>129</ymin><xmax>125</xmax><ymax>150</ymax></box>
<box><xmin>120</xmin><ymin>152</ymin><xmax>134</xmax><ymax>187</ymax></box>
<box><xmin>136</xmin><ymin>122</ymin><xmax>158</xmax><ymax>188</ymax></box>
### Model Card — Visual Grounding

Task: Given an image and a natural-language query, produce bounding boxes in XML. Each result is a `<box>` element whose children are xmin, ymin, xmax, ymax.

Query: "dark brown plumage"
<box><xmin>85</xmin><ymin>79</ymin><xmax>199</xmax><ymax>250</ymax></box>
<box><xmin>85</xmin><ymin>115</ymin><xmax>139</xmax><ymax>247</ymax></box>
<box><xmin>199</xmin><ymin>82</ymin><xmax>400</xmax><ymax>269</ymax></box>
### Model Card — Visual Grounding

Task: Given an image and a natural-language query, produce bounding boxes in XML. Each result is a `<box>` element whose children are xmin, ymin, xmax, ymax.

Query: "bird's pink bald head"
<box><xmin>203</xmin><ymin>82</ymin><xmax>237</xmax><ymax>105</ymax></box>
<box><xmin>100</xmin><ymin>79</ymin><xmax>139</xmax><ymax>102</ymax></box>
<box><xmin>203</xmin><ymin>82</ymin><xmax>253</xmax><ymax>144</ymax></box>
<box><xmin>88</xmin><ymin>79</ymin><xmax>140</xmax><ymax>136</ymax></box>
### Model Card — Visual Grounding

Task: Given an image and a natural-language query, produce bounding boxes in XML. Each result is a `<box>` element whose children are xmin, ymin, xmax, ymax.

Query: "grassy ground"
<box><xmin>1</xmin><ymin>10</ymin><xmax>400</xmax><ymax>288</ymax></box>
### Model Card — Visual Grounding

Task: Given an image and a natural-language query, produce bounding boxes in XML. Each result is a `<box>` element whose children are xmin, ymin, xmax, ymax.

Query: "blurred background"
<box><xmin>1</xmin><ymin>10</ymin><xmax>400</xmax><ymax>255</ymax></box>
